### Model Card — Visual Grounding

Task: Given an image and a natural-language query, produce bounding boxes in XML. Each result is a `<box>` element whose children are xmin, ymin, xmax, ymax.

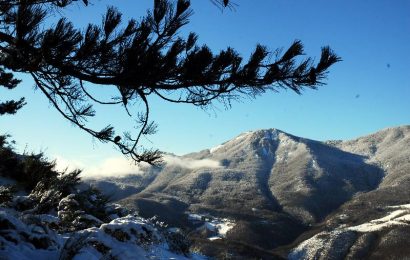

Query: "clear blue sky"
<box><xmin>1</xmin><ymin>0</ymin><xmax>409</xmax><ymax>168</ymax></box>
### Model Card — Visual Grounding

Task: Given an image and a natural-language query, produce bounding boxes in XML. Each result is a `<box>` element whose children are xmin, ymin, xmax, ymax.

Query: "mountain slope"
<box><xmin>87</xmin><ymin>125</ymin><xmax>409</xmax><ymax>258</ymax></box>
<box><xmin>331</xmin><ymin>125</ymin><xmax>410</xmax><ymax>187</ymax></box>
<box><xmin>283</xmin><ymin>126</ymin><xmax>410</xmax><ymax>259</ymax></box>
<box><xmin>121</xmin><ymin>129</ymin><xmax>383</xmax><ymax>222</ymax></box>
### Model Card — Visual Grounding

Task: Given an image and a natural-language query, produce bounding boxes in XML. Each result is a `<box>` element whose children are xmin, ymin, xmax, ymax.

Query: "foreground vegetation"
<box><xmin>0</xmin><ymin>135</ymin><xmax>195</xmax><ymax>259</ymax></box>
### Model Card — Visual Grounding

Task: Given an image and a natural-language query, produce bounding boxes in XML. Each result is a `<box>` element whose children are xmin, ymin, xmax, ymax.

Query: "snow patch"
<box><xmin>348</xmin><ymin>207</ymin><xmax>410</xmax><ymax>232</ymax></box>
<box><xmin>188</xmin><ymin>213</ymin><xmax>204</xmax><ymax>222</ymax></box>
<box><xmin>209</xmin><ymin>144</ymin><xmax>223</xmax><ymax>153</ymax></box>
<box><xmin>234</xmin><ymin>131</ymin><xmax>252</xmax><ymax>142</ymax></box>
<box><xmin>187</xmin><ymin>213</ymin><xmax>235</xmax><ymax>240</ymax></box>
<box><xmin>289</xmin><ymin>230</ymin><xmax>346</xmax><ymax>260</ymax></box>
<box><xmin>291</xmin><ymin>203</ymin><xmax>410</xmax><ymax>259</ymax></box>
<box><xmin>311</xmin><ymin>159</ymin><xmax>320</xmax><ymax>171</ymax></box>
<box><xmin>388</xmin><ymin>204</ymin><xmax>410</xmax><ymax>209</ymax></box>
<box><xmin>208</xmin><ymin>131</ymin><xmax>255</xmax><ymax>154</ymax></box>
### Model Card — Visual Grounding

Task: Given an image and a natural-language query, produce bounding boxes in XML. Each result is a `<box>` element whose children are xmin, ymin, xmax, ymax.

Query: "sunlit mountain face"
<box><xmin>84</xmin><ymin>126</ymin><xmax>410</xmax><ymax>259</ymax></box>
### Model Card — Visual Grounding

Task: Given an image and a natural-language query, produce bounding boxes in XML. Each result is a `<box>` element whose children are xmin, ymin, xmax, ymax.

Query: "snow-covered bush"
<box><xmin>58</xmin><ymin>194</ymin><xmax>98</xmax><ymax>231</ymax></box>
<box><xmin>74</xmin><ymin>187</ymin><xmax>110</xmax><ymax>222</ymax></box>
<box><xmin>58</xmin><ymin>188</ymin><xmax>115</xmax><ymax>231</ymax></box>
<box><xmin>57</xmin><ymin>215</ymin><xmax>201</xmax><ymax>260</ymax></box>
<box><xmin>0</xmin><ymin>186</ymin><xmax>15</xmax><ymax>206</ymax></box>
<box><xmin>28</xmin><ymin>181</ymin><xmax>62</xmax><ymax>214</ymax></box>
<box><xmin>0</xmin><ymin>208</ymin><xmax>60</xmax><ymax>254</ymax></box>
<box><xmin>0</xmin><ymin>136</ymin><xmax>202</xmax><ymax>259</ymax></box>
<box><xmin>1</xmin><ymin>192</ymin><xmax>201</xmax><ymax>260</ymax></box>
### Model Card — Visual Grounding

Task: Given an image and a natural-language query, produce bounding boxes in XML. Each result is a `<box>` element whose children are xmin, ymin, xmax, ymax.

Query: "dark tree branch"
<box><xmin>0</xmin><ymin>0</ymin><xmax>341</xmax><ymax>165</ymax></box>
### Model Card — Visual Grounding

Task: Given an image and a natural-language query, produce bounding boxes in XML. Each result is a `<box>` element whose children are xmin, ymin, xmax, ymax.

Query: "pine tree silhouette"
<box><xmin>0</xmin><ymin>0</ymin><xmax>340</xmax><ymax>164</ymax></box>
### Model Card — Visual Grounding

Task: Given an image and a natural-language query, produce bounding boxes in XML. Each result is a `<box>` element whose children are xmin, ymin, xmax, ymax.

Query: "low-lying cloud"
<box><xmin>54</xmin><ymin>154</ymin><xmax>221</xmax><ymax>180</ymax></box>
<box><xmin>53</xmin><ymin>155</ymin><xmax>85</xmax><ymax>174</ymax></box>
<box><xmin>54</xmin><ymin>155</ymin><xmax>145</xmax><ymax>179</ymax></box>
<box><xmin>162</xmin><ymin>154</ymin><xmax>221</xmax><ymax>169</ymax></box>
<box><xmin>82</xmin><ymin>157</ymin><xmax>146</xmax><ymax>179</ymax></box>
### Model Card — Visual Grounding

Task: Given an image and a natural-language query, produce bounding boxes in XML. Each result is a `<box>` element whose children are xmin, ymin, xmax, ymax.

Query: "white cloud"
<box><xmin>82</xmin><ymin>157</ymin><xmax>147</xmax><ymax>179</ymax></box>
<box><xmin>163</xmin><ymin>154</ymin><xmax>221</xmax><ymax>169</ymax></box>
<box><xmin>53</xmin><ymin>154</ymin><xmax>221</xmax><ymax>180</ymax></box>
<box><xmin>53</xmin><ymin>155</ymin><xmax>85</xmax><ymax>173</ymax></box>
<box><xmin>53</xmin><ymin>155</ymin><xmax>146</xmax><ymax>179</ymax></box>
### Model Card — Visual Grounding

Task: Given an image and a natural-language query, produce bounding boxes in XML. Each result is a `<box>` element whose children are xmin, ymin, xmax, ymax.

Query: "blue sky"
<box><xmin>0</xmin><ymin>0</ymin><xmax>409</xmax><ymax>170</ymax></box>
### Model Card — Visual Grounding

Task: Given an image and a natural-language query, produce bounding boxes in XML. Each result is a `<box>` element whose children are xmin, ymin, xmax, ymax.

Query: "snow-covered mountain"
<box><xmin>87</xmin><ymin>125</ymin><xmax>410</xmax><ymax>259</ymax></box>
<box><xmin>289</xmin><ymin>203</ymin><xmax>410</xmax><ymax>259</ymax></box>
<box><xmin>286</xmin><ymin>126</ymin><xmax>410</xmax><ymax>259</ymax></box>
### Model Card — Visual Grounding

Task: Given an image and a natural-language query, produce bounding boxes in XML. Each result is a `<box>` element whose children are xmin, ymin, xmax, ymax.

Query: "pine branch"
<box><xmin>0</xmin><ymin>0</ymin><xmax>341</xmax><ymax>165</ymax></box>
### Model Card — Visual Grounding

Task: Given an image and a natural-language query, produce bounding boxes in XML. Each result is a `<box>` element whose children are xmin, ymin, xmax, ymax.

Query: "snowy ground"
<box><xmin>347</xmin><ymin>204</ymin><xmax>410</xmax><ymax>232</ymax></box>
<box><xmin>187</xmin><ymin>213</ymin><xmax>235</xmax><ymax>241</ymax></box>
<box><xmin>289</xmin><ymin>203</ymin><xmax>410</xmax><ymax>259</ymax></box>
<box><xmin>0</xmin><ymin>207</ymin><xmax>206</xmax><ymax>260</ymax></box>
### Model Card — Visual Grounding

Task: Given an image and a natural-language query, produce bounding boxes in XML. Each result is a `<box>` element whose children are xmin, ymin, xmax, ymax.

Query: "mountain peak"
<box><xmin>89</xmin><ymin>125</ymin><xmax>410</xmax><ymax>259</ymax></box>
<box><xmin>209</xmin><ymin>128</ymin><xmax>293</xmax><ymax>154</ymax></box>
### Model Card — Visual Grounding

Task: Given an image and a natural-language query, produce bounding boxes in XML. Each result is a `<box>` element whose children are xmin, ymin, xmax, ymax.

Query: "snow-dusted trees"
<box><xmin>0</xmin><ymin>147</ymin><xmax>193</xmax><ymax>259</ymax></box>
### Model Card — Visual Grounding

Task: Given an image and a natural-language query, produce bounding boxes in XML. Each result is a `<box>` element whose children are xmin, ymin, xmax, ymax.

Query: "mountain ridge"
<box><xmin>86</xmin><ymin>125</ymin><xmax>409</xmax><ymax>259</ymax></box>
